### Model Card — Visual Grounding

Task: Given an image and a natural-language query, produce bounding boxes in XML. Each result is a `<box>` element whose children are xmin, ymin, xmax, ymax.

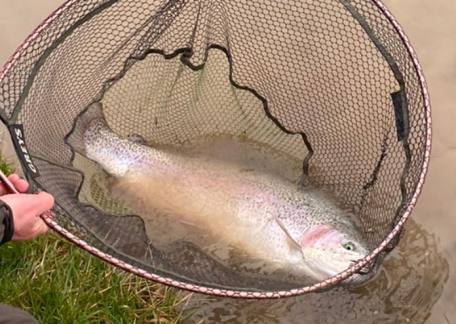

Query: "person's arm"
<box><xmin>0</xmin><ymin>174</ymin><xmax>53</xmax><ymax>245</ymax></box>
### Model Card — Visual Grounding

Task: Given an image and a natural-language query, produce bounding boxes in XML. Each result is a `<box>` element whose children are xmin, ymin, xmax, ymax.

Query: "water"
<box><xmin>1</xmin><ymin>1</ymin><xmax>456</xmax><ymax>322</ymax></box>
<box><xmin>181</xmin><ymin>1</ymin><xmax>456</xmax><ymax>321</ymax></box>
<box><xmin>183</xmin><ymin>220</ymin><xmax>448</xmax><ymax>324</ymax></box>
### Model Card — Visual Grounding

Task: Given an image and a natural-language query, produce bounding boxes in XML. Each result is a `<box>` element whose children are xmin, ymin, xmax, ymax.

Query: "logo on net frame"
<box><xmin>10</xmin><ymin>124</ymin><xmax>40</xmax><ymax>177</ymax></box>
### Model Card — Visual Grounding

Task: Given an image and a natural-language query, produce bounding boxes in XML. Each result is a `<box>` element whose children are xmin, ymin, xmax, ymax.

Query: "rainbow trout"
<box><xmin>68</xmin><ymin>103</ymin><xmax>370</xmax><ymax>283</ymax></box>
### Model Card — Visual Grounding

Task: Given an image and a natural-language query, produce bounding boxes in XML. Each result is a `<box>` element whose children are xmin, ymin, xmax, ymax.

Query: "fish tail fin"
<box><xmin>66</xmin><ymin>102</ymin><xmax>107</xmax><ymax>155</ymax></box>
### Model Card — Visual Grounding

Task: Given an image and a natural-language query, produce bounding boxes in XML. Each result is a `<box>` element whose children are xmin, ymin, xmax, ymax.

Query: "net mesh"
<box><xmin>0</xmin><ymin>0</ymin><xmax>430</xmax><ymax>295</ymax></box>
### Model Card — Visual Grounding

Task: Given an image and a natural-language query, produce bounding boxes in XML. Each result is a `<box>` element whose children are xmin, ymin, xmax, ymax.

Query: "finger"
<box><xmin>8</xmin><ymin>174</ymin><xmax>29</xmax><ymax>193</ymax></box>
<box><xmin>0</xmin><ymin>183</ymin><xmax>14</xmax><ymax>196</ymax></box>
<box><xmin>25</xmin><ymin>221</ymin><xmax>49</xmax><ymax>241</ymax></box>
<box><xmin>0</xmin><ymin>174</ymin><xmax>28</xmax><ymax>196</ymax></box>
<box><xmin>14</xmin><ymin>179</ymin><xmax>29</xmax><ymax>193</ymax></box>
<box><xmin>26</xmin><ymin>192</ymin><xmax>55</xmax><ymax>216</ymax></box>
<box><xmin>8</xmin><ymin>174</ymin><xmax>19</xmax><ymax>183</ymax></box>
<box><xmin>35</xmin><ymin>219</ymin><xmax>50</xmax><ymax>236</ymax></box>
<box><xmin>36</xmin><ymin>192</ymin><xmax>55</xmax><ymax>214</ymax></box>
<box><xmin>40</xmin><ymin>210</ymin><xmax>53</xmax><ymax>222</ymax></box>
<box><xmin>0</xmin><ymin>174</ymin><xmax>16</xmax><ymax>196</ymax></box>
<box><xmin>0</xmin><ymin>184</ymin><xmax>8</xmax><ymax>196</ymax></box>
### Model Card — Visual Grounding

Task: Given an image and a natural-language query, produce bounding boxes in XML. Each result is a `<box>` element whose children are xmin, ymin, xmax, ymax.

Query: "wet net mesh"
<box><xmin>0</xmin><ymin>0</ymin><xmax>430</xmax><ymax>295</ymax></box>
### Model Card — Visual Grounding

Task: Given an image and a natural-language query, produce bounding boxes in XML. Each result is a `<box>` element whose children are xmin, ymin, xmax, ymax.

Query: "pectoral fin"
<box><xmin>273</xmin><ymin>215</ymin><xmax>306</xmax><ymax>259</ymax></box>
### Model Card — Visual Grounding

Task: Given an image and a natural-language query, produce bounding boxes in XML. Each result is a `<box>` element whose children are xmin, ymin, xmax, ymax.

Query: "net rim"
<box><xmin>0</xmin><ymin>0</ymin><xmax>432</xmax><ymax>298</ymax></box>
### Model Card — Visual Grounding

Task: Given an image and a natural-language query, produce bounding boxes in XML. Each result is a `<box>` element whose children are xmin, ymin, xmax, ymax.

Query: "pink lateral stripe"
<box><xmin>300</xmin><ymin>225</ymin><xmax>333</xmax><ymax>247</ymax></box>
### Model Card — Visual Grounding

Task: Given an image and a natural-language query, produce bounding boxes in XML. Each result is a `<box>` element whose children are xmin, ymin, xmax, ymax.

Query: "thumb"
<box><xmin>27</xmin><ymin>192</ymin><xmax>55</xmax><ymax>216</ymax></box>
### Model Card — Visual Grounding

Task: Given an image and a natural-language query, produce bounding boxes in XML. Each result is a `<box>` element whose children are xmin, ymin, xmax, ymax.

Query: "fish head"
<box><xmin>299</xmin><ymin>224</ymin><xmax>372</xmax><ymax>284</ymax></box>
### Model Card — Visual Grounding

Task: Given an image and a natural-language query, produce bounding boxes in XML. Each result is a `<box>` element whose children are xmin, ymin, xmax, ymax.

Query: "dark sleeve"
<box><xmin>0</xmin><ymin>201</ymin><xmax>14</xmax><ymax>245</ymax></box>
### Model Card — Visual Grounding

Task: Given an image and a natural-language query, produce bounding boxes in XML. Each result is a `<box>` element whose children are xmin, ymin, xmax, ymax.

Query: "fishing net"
<box><xmin>0</xmin><ymin>0</ymin><xmax>430</xmax><ymax>297</ymax></box>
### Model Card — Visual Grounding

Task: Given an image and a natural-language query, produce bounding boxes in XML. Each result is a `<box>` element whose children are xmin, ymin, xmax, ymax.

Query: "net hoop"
<box><xmin>0</xmin><ymin>0</ymin><xmax>431</xmax><ymax>298</ymax></box>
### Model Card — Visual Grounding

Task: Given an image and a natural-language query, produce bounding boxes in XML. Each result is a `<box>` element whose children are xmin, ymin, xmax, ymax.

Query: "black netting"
<box><xmin>0</xmin><ymin>0</ymin><xmax>429</xmax><ymax>294</ymax></box>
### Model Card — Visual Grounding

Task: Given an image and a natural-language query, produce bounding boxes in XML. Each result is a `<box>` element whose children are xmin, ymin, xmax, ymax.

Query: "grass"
<box><xmin>0</xmin><ymin>155</ymin><xmax>189</xmax><ymax>323</ymax></box>
<box><xmin>0</xmin><ymin>154</ymin><xmax>13</xmax><ymax>176</ymax></box>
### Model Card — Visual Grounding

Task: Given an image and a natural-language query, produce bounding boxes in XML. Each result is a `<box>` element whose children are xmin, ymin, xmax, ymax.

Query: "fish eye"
<box><xmin>342</xmin><ymin>242</ymin><xmax>356</xmax><ymax>251</ymax></box>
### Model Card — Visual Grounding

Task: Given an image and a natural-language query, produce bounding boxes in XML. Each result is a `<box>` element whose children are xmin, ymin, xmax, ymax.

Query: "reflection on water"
<box><xmin>182</xmin><ymin>220</ymin><xmax>448</xmax><ymax>324</ymax></box>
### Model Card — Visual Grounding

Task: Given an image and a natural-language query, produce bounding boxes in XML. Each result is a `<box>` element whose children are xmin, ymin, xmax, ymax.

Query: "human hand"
<box><xmin>0</xmin><ymin>174</ymin><xmax>54</xmax><ymax>240</ymax></box>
